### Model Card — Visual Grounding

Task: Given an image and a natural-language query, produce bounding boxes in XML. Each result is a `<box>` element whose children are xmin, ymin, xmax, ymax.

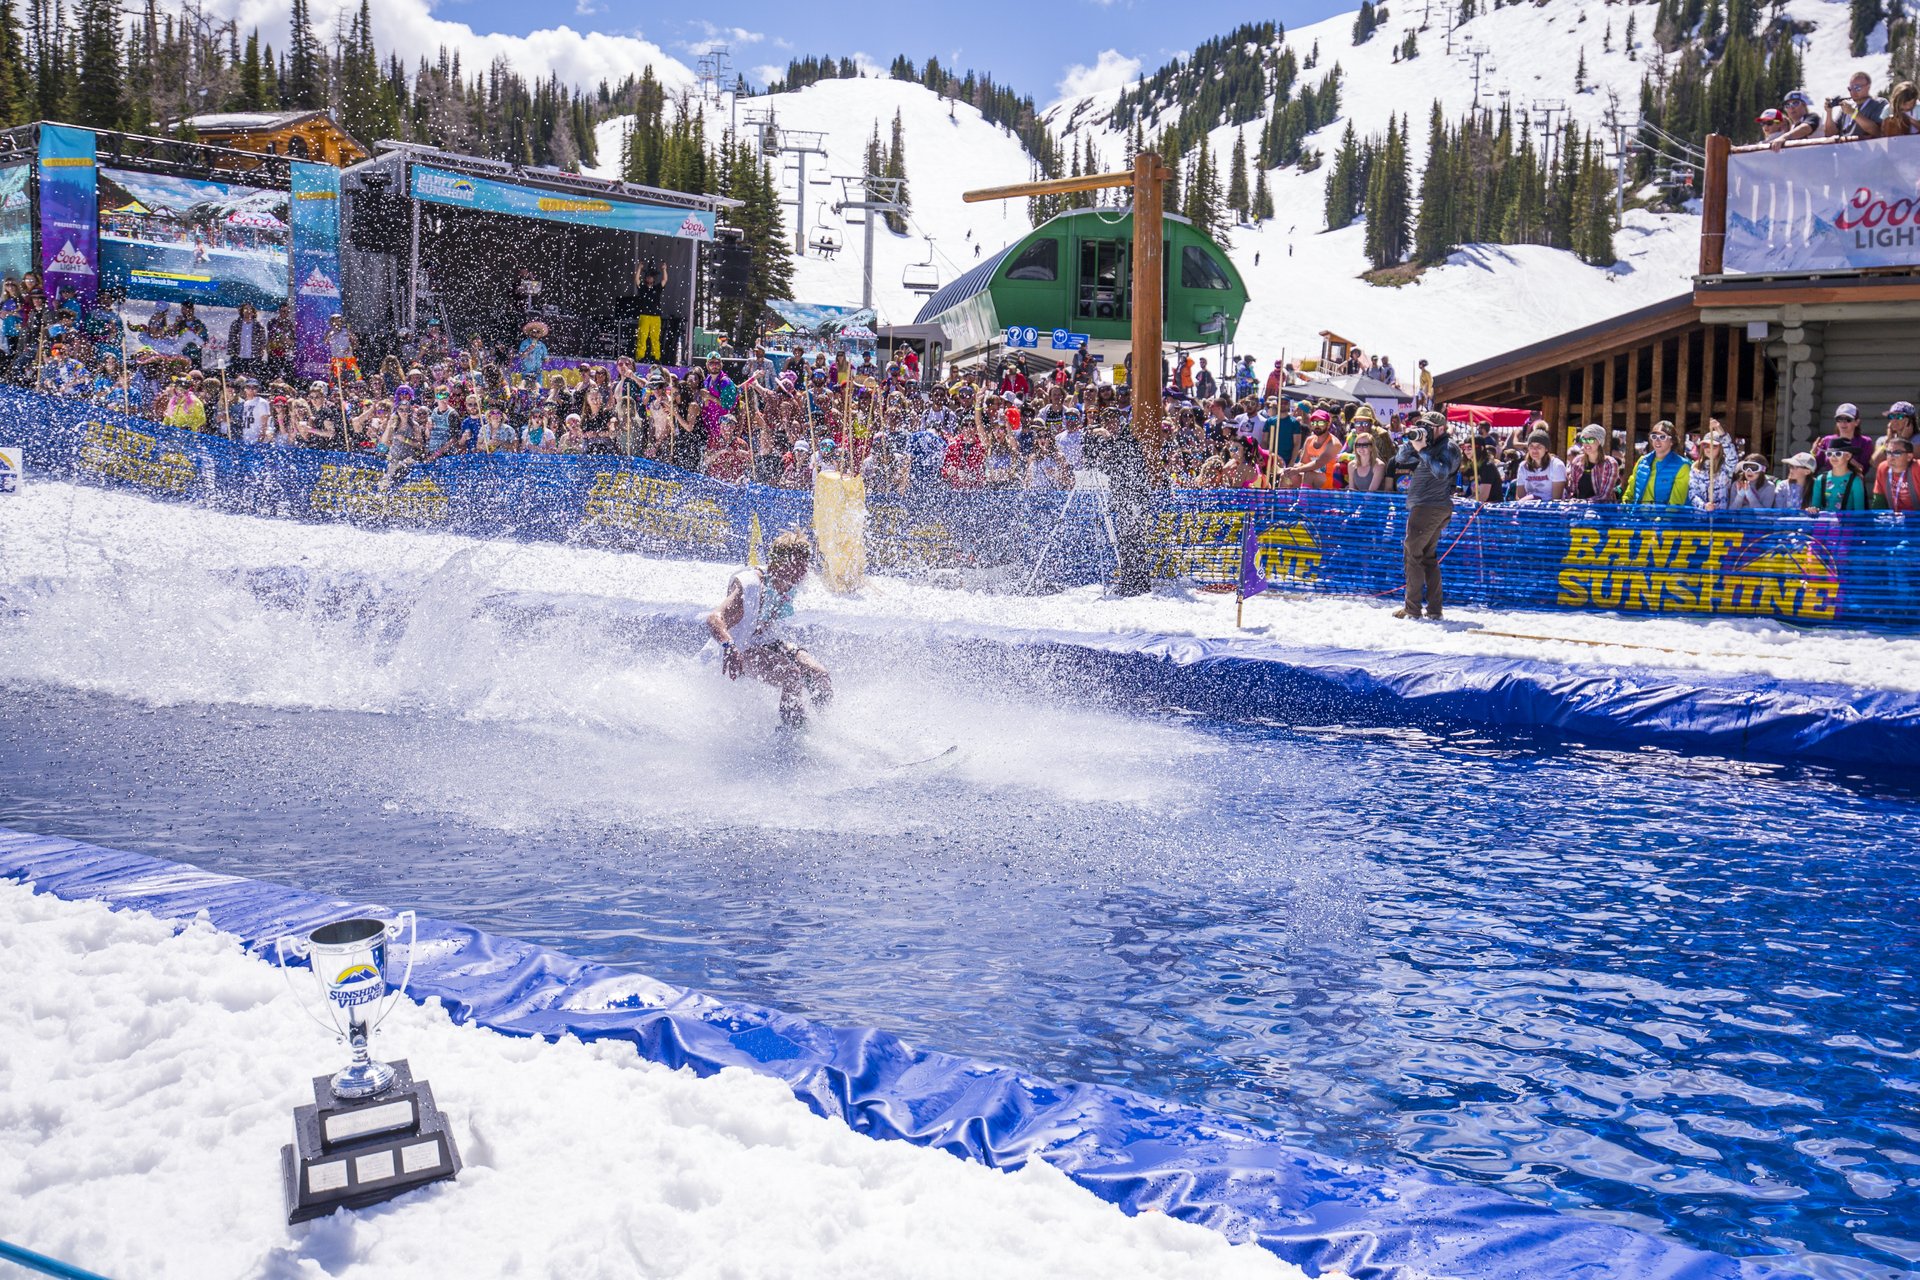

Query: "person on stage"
<box><xmin>633</xmin><ymin>260</ymin><xmax>669</xmax><ymax>365</ymax></box>
<box><xmin>705</xmin><ymin>532</ymin><xmax>833</xmax><ymax>729</ymax></box>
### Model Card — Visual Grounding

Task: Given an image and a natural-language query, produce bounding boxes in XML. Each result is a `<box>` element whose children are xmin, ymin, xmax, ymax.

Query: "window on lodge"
<box><xmin>1181</xmin><ymin>245</ymin><xmax>1232</xmax><ymax>290</ymax></box>
<box><xmin>1077</xmin><ymin>239</ymin><xmax>1128</xmax><ymax>320</ymax></box>
<box><xmin>1004</xmin><ymin>238</ymin><xmax>1057</xmax><ymax>282</ymax></box>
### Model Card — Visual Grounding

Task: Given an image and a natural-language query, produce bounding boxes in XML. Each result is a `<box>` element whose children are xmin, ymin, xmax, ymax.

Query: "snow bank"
<box><xmin>0</xmin><ymin>878</ymin><xmax>1299</xmax><ymax>1280</ymax></box>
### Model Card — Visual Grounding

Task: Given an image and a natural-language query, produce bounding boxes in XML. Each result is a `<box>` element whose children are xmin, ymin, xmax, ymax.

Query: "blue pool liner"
<box><xmin>1</xmin><ymin>827</ymin><xmax>1785</xmax><ymax>1280</ymax></box>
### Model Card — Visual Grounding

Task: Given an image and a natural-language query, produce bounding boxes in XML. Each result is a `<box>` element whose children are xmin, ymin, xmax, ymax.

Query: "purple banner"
<box><xmin>37</xmin><ymin>124</ymin><xmax>98</xmax><ymax>307</ymax></box>
<box><xmin>290</xmin><ymin>161</ymin><xmax>342</xmax><ymax>381</ymax></box>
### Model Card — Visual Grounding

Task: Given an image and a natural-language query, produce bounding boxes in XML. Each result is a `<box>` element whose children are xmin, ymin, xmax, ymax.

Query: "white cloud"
<box><xmin>199</xmin><ymin>0</ymin><xmax>694</xmax><ymax>93</ymax></box>
<box><xmin>1055</xmin><ymin>49</ymin><xmax>1142</xmax><ymax>103</ymax></box>
<box><xmin>685</xmin><ymin>21</ymin><xmax>766</xmax><ymax>55</ymax></box>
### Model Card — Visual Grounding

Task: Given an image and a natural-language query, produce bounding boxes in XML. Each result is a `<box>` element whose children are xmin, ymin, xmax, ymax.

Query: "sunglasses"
<box><xmin>1651</xmin><ymin>431</ymin><xmax>1673</xmax><ymax>440</ymax></box>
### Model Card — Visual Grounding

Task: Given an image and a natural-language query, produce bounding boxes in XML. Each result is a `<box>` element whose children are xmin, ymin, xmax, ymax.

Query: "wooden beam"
<box><xmin>1602</xmin><ymin>354</ymin><xmax>1616</xmax><ymax>433</ymax></box>
<box><xmin>1625</xmin><ymin>345</ymin><xmax>1640</xmax><ymax>446</ymax></box>
<box><xmin>1750</xmin><ymin>340</ymin><xmax>1766</xmax><ymax>455</ymax></box>
<box><xmin>1645</xmin><ymin>336</ymin><xmax>1664</xmax><ymax>458</ymax></box>
<box><xmin>1700</xmin><ymin>133</ymin><xmax>1730</xmax><ymax>276</ymax></box>
<box><xmin>1694</xmin><ymin>279</ymin><xmax>1920</xmax><ymax>308</ymax></box>
<box><xmin>1131</xmin><ymin>151</ymin><xmax>1171</xmax><ymax>458</ymax></box>
<box><xmin>1675</xmin><ymin>327</ymin><xmax>1692</xmax><ymax>427</ymax></box>
<box><xmin>963</xmin><ymin>169</ymin><xmax>1134</xmax><ymax>203</ymax></box>
<box><xmin>1721</xmin><ymin>323</ymin><xmax>1739</xmax><ymax>430</ymax></box>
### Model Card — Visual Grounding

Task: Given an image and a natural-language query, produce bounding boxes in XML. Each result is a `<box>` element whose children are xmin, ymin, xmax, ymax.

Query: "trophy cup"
<box><xmin>275</xmin><ymin>912</ymin><xmax>460</xmax><ymax>1223</ymax></box>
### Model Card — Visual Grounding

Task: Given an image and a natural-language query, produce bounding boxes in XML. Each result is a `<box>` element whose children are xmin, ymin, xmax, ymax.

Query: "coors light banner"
<box><xmin>1726</xmin><ymin>136</ymin><xmax>1920</xmax><ymax>273</ymax></box>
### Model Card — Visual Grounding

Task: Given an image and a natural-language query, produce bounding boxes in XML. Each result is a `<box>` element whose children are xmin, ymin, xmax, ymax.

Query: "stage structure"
<box><xmin>340</xmin><ymin>143</ymin><xmax>738</xmax><ymax>365</ymax></box>
<box><xmin>0</xmin><ymin>119</ymin><xmax>351</xmax><ymax>377</ymax></box>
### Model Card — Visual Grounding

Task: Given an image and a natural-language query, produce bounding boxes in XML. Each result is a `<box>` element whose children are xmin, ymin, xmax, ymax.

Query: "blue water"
<box><xmin>2</xmin><ymin>573</ymin><xmax>1919</xmax><ymax>1274</ymax></box>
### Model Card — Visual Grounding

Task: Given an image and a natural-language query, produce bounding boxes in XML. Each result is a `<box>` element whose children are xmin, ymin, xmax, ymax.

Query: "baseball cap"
<box><xmin>1836</xmin><ymin>402</ymin><xmax>1860</xmax><ymax>419</ymax></box>
<box><xmin>1757</xmin><ymin>108</ymin><xmax>1783</xmax><ymax>123</ymax></box>
<box><xmin>1886</xmin><ymin>400</ymin><xmax>1916</xmax><ymax>418</ymax></box>
<box><xmin>1785</xmin><ymin>451</ymin><xmax>1817</xmax><ymax>469</ymax></box>
<box><xmin>1785</xmin><ymin>90</ymin><xmax>1814</xmax><ymax>107</ymax></box>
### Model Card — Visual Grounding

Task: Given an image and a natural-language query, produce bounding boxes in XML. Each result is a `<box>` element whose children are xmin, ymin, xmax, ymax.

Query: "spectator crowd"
<box><xmin>10</xmin><ymin>270</ymin><xmax>1917</xmax><ymax>516</ymax></box>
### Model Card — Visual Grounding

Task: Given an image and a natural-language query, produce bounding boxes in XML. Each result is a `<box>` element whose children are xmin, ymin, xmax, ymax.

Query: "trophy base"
<box><xmin>282</xmin><ymin>1059</ymin><xmax>461</xmax><ymax>1224</ymax></box>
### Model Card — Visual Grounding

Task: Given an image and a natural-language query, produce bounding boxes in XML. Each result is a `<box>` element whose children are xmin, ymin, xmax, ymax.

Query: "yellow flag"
<box><xmin>747</xmin><ymin>511</ymin><xmax>764</xmax><ymax>568</ymax></box>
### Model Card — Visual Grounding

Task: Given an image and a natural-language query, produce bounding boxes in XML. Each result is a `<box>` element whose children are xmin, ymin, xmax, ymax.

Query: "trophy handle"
<box><xmin>275</xmin><ymin>933</ymin><xmax>340</xmax><ymax>1034</ymax></box>
<box><xmin>370</xmin><ymin>910</ymin><xmax>417</xmax><ymax>1034</ymax></box>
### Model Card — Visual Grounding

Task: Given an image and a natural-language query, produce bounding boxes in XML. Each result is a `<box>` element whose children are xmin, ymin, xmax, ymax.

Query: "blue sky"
<box><xmin>448</xmin><ymin>0</ymin><xmax>1354</xmax><ymax>101</ymax></box>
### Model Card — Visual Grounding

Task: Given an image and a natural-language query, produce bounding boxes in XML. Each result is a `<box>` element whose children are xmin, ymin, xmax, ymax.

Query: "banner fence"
<box><xmin>7</xmin><ymin>387</ymin><xmax>1919</xmax><ymax>632</ymax></box>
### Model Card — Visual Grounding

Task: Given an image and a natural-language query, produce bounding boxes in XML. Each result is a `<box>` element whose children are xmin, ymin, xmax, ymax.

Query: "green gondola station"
<box><xmin>913</xmin><ymin>208</ymin><xmax>1250</xmax><ymax>369</ymax></box>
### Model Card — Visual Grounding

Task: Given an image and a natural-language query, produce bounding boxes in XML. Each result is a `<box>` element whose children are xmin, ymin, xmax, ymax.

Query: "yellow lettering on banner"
<box><xmin>77</xmin><ymin>420</ymin><xmax>196</xmax><ymax>493</ymax></box>
<box><xmin>1564</xmin><ymin>528</ymin><xmax>1602</xmax><ymax>566</ymax></box>
<box><xmin>867</xmin><ymin>504</ymin><xmax>953</xmax><ymax>569</ymax></box>
<box><xmin>307</xmin><ymin>464</ymin><xmax>449</xmax><ymax>522</ymax></box>
<box><xmin>1553</xmin><ymin>526</ymin><xmax>1841</xmax><ymax>623</ymax></box>
<box><xmin>581</xmin><ymin>470</ymin><xmax>731</xmax><ymax>546</ymax></box>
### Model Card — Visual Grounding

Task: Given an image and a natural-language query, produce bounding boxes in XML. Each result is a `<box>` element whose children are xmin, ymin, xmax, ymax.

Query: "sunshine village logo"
<box><xmin>414</xmin><ymin>171</ymin><xmax>475</xmax><ymax>202</ymax></box>
<box><xmin>1557</xmin><ymin>526</ymin><xmax>1840</xmax><ymax>621</ymax></box>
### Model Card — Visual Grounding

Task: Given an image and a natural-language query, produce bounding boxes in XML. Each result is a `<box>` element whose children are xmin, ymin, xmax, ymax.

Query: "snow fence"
<box><xmin>0</xmin><ymin>827</ymin><xmax>1784</xmax><ymax>1280</ymax></box>
<box><xmin>8</xmin><ymin>386</ymin><xmax>1920</xmax><ymax>631</ymax></box>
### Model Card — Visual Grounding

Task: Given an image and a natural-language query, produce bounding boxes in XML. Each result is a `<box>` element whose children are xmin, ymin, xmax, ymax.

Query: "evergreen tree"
<box><xmin>884</xmin><ymin>108</ymin><xmax>911</xmax><ymax>233</ymax></box>
<box><xmin>1413</xmin><ymin>104</ymin><xmax>1453</xmax><ymax>263</ymax></box>
<box><xmin>1363</xmin><ymin>113</ymin><xmax>1412</xmax><ymax>267</ymax></box>
<box><xmin>1251</xmin><ymin>165</ymin><xmax>1274</xmax><ymax>221</ymax></box>
<box><xmin>1575</xmin><ymin>46</ymin><xmax>1589</xmax><ymax>93</ymax></box>
<box><xmin>1227</xmin><ymin>128</ymin><xmax>1250</xmax><ymax>222</ymax></box>
<box><xmin>0</xmin><ymin>0</ymin><xmax>31</xmax><ymax>126</ymax></box>
<box><xmin>1626</xmin><ymin>13</ymin><xmax>1639</xmax><ymax>58</ymax></box>
<box><xmin>1353</xmin><ymin>0</ymin><xmax>1378</xmax><ymax>44</ymax></box>
<box><xmin>1852</xmin><ymin>0</ymin><xmax>1883</xmax><ymax>55</ymax></box>
<box><xmin>1401</xmin><ymin>30</ymin><xmax>1419</xmax><ymax>60</ymax></box>
<box><xmin>71</xmin><ymin>0</ymin><xmax>120</xmax><ymax>129</ymax></box>
<box><xmin>1324</xmin><ymin>122</ymin><xmax>1362</xmax><ymax>230</ymax></box>
<box><xmin>235</xmin><ymin>29</ymin><xmax>264</xmax><ymax>110</ymax></box>
<box><xmin>287</xmin><ymin>0</ymin><xmax>322</xmax><ymax>108</ymax></box>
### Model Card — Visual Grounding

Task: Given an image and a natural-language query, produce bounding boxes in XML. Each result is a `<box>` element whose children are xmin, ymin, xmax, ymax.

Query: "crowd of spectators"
<box><xmin>10</xmin><ymin>282</ymin><xmax>1916</xmax><ymax>514</ymax></box>
<box><xmin>1756</xmin><ymin>71</ymin><xmax>1920</xmax><ymax>146</ymax></box>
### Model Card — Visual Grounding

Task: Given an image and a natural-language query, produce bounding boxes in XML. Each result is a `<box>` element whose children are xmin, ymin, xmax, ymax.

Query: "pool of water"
<box><xmin>2</xmin><ymin>557</ymin><xmax>1918</xmax><ymax>1275</ymax></box>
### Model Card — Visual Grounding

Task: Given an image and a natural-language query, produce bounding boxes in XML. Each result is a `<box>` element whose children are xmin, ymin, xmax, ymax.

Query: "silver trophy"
<box><xmin>277</xmin><ymin>912</ymin><xmax>416</xmax><ymax>1100</ymax></box>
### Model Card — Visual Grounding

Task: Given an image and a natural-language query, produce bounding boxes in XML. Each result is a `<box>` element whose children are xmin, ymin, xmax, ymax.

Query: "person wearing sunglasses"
<box><xmin>1874</xmin><ymin>437</ymin><xmax>1919</xmax><ymax>511</ymax></box>
<box><xmin>1622</xmin><ymin>420</ymin><xmax>1692</xmax><ymax>505</ymax></box>
<box><xmin>1728</xmin><ymin>453</ymin><xmax>1778</xmax><ymax>509</ymax></box>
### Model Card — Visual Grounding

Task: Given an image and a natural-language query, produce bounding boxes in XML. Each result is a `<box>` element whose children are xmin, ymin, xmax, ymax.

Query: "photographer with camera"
<box><xmin>1392</xmin><ymin>411</ymin><xmax>1462</xmax><ymax>621</ymax></box>
<box><xmin>1824</xmin><ymin>71</ymin><xmax>1887</xmax><ymax>140</ymax></box>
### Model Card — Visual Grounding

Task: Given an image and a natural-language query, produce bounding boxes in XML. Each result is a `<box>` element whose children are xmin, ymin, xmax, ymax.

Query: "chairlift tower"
<box><xmin>755</xmin><ymin>113</ymin><xmax>831</xmax><ymax>255</ymax></box>
<box><xmin>832</xmin><ymin>173</ymin><xmax>908</xmax><ymax>312</ymax></box>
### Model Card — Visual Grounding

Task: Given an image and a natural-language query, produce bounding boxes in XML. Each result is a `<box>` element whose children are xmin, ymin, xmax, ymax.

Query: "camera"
<box><xmin>1828</xmin><ymin>96</ymin><xmax>1847</xmax><ymax>109</ymax></box>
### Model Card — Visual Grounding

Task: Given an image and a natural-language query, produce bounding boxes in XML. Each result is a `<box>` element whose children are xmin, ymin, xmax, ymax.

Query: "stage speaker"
<box><xmin>710</xmin><ymin>244</ymin><xmax>752</xmax><ymax>299</ymax></box>
<box><xmin>348</xmin><ymin>189</ymin><xmax>410</xmax><ymax>256</ymax></box>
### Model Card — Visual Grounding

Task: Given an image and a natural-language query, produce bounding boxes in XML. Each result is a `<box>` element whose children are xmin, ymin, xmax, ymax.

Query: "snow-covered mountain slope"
<box><xmin>590</xmin><ymin>78</ymin><xmax>1039</xmax><ymax>333</ymax></box>
<box><xmin>590</xmin><ymin>0</ymin><xmax>1881</xmax><ymax>373</ymax></box>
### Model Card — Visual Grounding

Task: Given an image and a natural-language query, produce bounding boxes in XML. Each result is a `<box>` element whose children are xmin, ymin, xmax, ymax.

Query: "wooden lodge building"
<box><xmin>1435</xmin><ymin>131</ymin><xmax>1920</xmax><ymax>460</ymax></box>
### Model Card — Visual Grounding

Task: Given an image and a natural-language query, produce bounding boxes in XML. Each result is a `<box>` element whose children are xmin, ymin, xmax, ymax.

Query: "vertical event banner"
<box><xmin>290</xmin><ymin>161</ymin><xmax>343</xmax><ymax>381</ymax></box>
<box><xmin>1725</xmin><ymin>136</ymin><xmax>1920</xmax><ymax>273</ymax></box>
<box><xmin>38</xmin><ymin>124</ymin><xmax>99</xmax><ymax>305</ymax></box>
<box><xmin>0</xmin><ymin>165</ymin><xmax>33</xmax><ymax>281</ymax></box>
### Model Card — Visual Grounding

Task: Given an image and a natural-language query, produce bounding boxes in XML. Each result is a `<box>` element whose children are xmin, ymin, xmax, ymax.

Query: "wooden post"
<box><xmin>1625</xmin><ymin>346</ymin><xmax>1640</xmax><ymax>445</ymax></box>
<box><xmin>1649</xmin><ymin>336</ymin><xmax>1666</xmax><ymax>435</ymax></box>
<box><xmin>1132</xmin><ymin>150</ymin><xmax>1168</xmax><ymax>457</ymax></box>
<box><xmin>1701</xmin><ymin>324</ymin><xmax>1720</xmax><ymax>433</ymax></box>
<box><xmin>1749</xmin><ymin>341</ymin><xmax>1765</xmax><ymax>455</ymax></box>
<box><xmin>1602</xmin><ymin>357</ymin><xmax>1616</xmax><ymax>435</ymax></box>
<box><xmin>1721</xmin><ymin>322</ymin><xmax>1739</xmax><ymax>429</ymax></box>
<box><xmin>965</xmin><ymin>153</ymin><xmax>1171</xmax><ymax>458</ymax></box>
<box><xmin>1675</xmin><ymin>328</ymin><xmax>1692</xmax><ymax>427</ymax></box>
<box><xmin>1700</xmin><ymin>134</ymin><xmax>1730</xmax><ymax>277</ymax></box>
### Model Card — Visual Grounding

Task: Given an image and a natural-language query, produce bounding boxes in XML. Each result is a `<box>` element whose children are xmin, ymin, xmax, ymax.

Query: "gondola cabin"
<box><xmin>913</xmin><ymin>208</ymin><xmax>1248</xmax><ymax>369</ymax></box>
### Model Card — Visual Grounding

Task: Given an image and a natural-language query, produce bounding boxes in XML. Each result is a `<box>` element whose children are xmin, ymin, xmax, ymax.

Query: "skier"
<box><xmin>705</xmin><ymin>531</ymin><xmax>834</xmax><ymax>728</ymax></box>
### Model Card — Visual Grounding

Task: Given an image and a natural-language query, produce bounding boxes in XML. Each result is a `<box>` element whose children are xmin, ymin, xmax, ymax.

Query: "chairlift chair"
<box><xmin>902</xmin><ymin>236</ymin><xmax>940</xmax><ymax>293</ymax></box>
<box><xmin>809</xmin><ymin>227</ymin><xmax>842</xmax><ymax>257</ymax></box>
